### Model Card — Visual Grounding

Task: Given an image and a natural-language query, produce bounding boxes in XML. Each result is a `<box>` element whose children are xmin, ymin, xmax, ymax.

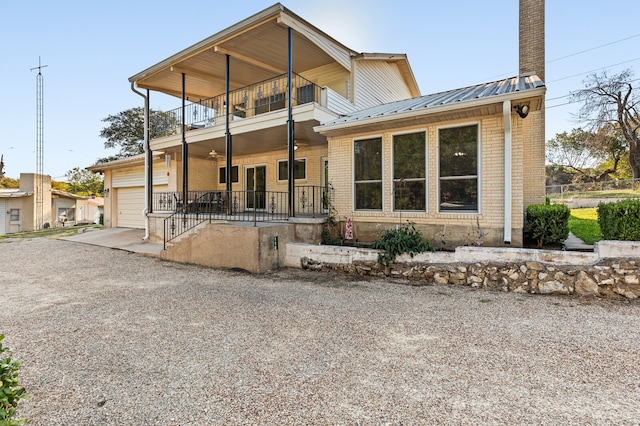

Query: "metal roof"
<box><xmin>319</xmin><ymin>74</ymin><xmax>545</xmax><ymax>129</ymax></box>
<box><xmin>0</xmin><ymin>189</ymin><xmax>32</xmax><ymax>198</ymax></box>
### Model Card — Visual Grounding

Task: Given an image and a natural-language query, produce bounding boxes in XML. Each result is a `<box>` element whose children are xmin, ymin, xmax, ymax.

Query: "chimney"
<box><xmin>519</xmin><ymin>0</ymin><xmax>545</xmax><ymax>81</ymax></box>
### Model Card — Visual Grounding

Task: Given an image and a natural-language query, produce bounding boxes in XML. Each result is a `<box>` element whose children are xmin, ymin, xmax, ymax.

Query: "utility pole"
<box><xmin>31</xmin><ymin>57</ymin><xmax>47</xmax><ymax>230</ymax></box>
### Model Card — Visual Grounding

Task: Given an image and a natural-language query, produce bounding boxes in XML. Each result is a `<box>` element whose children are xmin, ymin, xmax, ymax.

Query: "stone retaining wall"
<box><xmin>286</xmin><ymin>241</ymin><xmax>640</xmax><ymax>299</ymax></box>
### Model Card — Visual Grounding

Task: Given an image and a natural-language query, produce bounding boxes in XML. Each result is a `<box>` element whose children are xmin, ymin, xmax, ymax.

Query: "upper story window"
<box><xmin>277</xmin><ymin>159</ymin><xmax>306</xmax><ymax>181</ymax></box>
<box><xmin>354</xmin><ymin>137</ymin><xmax>382</xmax><ymax>210</ymax></box>
<box><xmin>393</xmin><ymin>132</ymin><xmax>427</xmax><ymax>211</ymax></box>
<box><xmin>438</xmin><ymin>124</ymin><xmax>479</xmax><ymax>212</ymax></box>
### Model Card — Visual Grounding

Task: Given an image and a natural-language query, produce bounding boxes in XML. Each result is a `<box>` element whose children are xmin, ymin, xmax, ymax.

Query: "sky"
<box><xmin>1</xmin><ymin>0</ymin><xmax>639</xmax><ymax>180</ymax></box>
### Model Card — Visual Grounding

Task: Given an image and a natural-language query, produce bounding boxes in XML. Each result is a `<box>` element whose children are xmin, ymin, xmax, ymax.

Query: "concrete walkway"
<box><xmin>61</xmin><ymin>227</ymin><xmax>164</xmax><ymax>256</ymax></box>
<box><xmin>563</xmin><ymin>231</ymin><xmax>594</xmax><ymax>251</ymax></box>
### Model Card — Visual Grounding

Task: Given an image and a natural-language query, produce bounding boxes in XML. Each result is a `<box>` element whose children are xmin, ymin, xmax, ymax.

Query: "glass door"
<box><xmin>245</xmin><ymin>165</ymin><xmax>266</xmax><ymax>210</ymax></box>
<box><xmin>321</xmin><ymin>157</ymin><xmax>329</xmax><ymax>210</ymax></box>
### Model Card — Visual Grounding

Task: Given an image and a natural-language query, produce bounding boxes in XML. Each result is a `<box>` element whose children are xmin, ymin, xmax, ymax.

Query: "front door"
<box><xmin>245</xmin><ymin>165</ymin><xmax>266</xmax><ymax>210</ymax></box>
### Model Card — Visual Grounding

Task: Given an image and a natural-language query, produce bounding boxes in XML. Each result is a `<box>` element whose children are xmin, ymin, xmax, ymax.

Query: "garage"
<box><xmin>115</xmin><ymin>186</ymin><xmax>145</xmax><ymax>228</ymax></box>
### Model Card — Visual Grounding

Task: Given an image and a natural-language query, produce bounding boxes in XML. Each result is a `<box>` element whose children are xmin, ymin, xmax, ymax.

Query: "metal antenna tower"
<box><xmin>31</xmin><ymin>57</ymin><xmax>47</xmax><ymax>230</ymax></box>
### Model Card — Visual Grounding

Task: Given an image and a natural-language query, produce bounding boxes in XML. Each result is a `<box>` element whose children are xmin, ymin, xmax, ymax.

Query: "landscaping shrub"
<box><xmin>372</xmin><ymin>221</ymin><xmax>435</xmax><ymax>266</ymax></box>
<box><xmin>598</xmin><ymin>199</ymin><xmax>640</xmax><ymax>241</ymax></box>
<box><xmin>525</xmin><ymin>204</ymin><xmax>570</xmax><ymax>247</ymax></box>
<box><xmin>0</xmin><ymin>334</ymin><xmax>27</xmax><ymax>425</ymax></box>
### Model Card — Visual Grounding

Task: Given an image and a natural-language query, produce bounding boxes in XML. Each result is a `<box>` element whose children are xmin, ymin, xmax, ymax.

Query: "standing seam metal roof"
<box><xmin>320</xmin><ymin>74</ymin><xmax>544</xmax><ymax>127</ymax></box>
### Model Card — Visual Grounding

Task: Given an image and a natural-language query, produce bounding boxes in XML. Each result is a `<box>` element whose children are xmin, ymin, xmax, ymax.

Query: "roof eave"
<box><xmin>315</xmin><ymin>87</ymin><xmax>546</xmax><ymax>135</ymax></box>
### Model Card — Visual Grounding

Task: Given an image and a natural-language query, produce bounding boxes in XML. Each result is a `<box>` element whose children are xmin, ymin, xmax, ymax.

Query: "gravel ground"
<box><xmin>1</xmin><ymin>237</ymin><xmax>639</xmax><ymax>425</ymax></box>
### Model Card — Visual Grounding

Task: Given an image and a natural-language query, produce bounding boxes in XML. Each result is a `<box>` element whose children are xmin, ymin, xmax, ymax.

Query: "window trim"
<box><xmin>391</xmin><ymin>129</ymin><xmax>428</xmax><ymax>213</ymax></box>
<box><xmin>353</xmin><ymin>135</ymin><xmax>384</xmax><ymax>211</ymax></box>
<box><xmin>436</xmin><ymin>121</ymin><xmax>482</xmax><ymax>214</ymax></box>
<box><xmin>277</xmin><ymin>158</ymin><xmax>307</xmax><ymax>182</ymax></box>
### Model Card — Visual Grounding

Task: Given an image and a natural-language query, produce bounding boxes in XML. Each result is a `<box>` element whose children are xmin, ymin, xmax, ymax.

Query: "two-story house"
<box><xmin>91</xmin><ymin>1</ymin><xmax>546</xmax><ymax>270</ymax></box>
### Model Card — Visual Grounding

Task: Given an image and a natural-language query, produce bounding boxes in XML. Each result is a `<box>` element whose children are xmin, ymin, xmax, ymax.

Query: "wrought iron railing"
<box><xmin>151</xmin><ymin>73</ymin><xmax>321</xmax><ymax>138</ymax></box>
<box><xmin>295</xmin><ymin>185</ymin><xmax>331</xmax><ymax>217</ymax></box>
<box><xmin>163</xmin><ymin>190</ymin><xmax>290</xmax><ymax>249</ymax></box>
<box><xmin>155</xmin><ymin>186</ymin><xmax>331</xmax><ymax>217</ymax></box>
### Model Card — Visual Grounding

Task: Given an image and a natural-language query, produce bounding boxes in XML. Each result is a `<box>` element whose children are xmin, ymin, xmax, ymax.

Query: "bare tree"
<box><xmin>571</xmin><ymin>69</ymin><xmax>640</xmax><ymax>179</ymax></box>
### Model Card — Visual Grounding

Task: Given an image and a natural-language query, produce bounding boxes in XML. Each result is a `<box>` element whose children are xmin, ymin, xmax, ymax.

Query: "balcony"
<box><xmin>150</xmin><ymin>73</ymin><xmax>323</xmax><ymax>139</ymax></box>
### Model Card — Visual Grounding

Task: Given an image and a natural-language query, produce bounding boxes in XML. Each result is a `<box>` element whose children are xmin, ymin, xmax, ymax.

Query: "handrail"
<box><xmin>163</xmin><ymin>190</ymin><xmax>290</xmax><ymax>249</ymax></box>
<box><xmin>150</xmin><ymin>72</ymin><xmax>321</xmax><ymax>139</ymax></box>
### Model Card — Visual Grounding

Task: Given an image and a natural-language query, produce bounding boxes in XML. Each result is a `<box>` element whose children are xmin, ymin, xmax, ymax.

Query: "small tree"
<box><xmin>97</xmin><ymin>107</ymin><xmax>178</xmax><ymax>164</ymax></box>
<box><xmin>546</xmin><ymin>127</ymin><xmax>627</xmax><ymax>182</ymax></box>
<box><xmin>571</xmin><ymin>70</ymin><xmax>640</xmax><ymax>179</ymax></box>
<box><xmin>65</xmin><ymin>167</ymin><xmax>104</xmax><ymax>196</ymax></box>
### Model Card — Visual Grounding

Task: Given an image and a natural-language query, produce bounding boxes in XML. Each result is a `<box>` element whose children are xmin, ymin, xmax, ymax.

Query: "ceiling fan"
<box><xmin>281</xmin><ymin>141</ymin><xmax>307</xmax><ymax>151</ymax></box>
<box><xmin>206</xmin><ymin>149</ymin><xmax>220</xmax><ymax>159</ymax></box>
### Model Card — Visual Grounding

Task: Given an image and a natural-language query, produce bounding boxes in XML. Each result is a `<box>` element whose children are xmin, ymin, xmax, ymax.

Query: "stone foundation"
<box><xmin>288</xmin><ymin>241</ymin><xmax>640</xmax><ymax>300</ymax></box>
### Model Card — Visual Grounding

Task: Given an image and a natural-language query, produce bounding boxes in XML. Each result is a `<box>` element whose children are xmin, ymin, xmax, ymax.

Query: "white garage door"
<box><xmin>116</xmin><ymin>187</ymin><xmax>145</xmax><ymax>229</ymax></box>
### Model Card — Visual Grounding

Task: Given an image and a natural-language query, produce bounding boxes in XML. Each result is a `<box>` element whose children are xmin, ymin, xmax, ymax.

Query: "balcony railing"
<box><xmin>151</xmin><ymin>73</ymin><xmax>322</xmax><ymax>138</ymax></box>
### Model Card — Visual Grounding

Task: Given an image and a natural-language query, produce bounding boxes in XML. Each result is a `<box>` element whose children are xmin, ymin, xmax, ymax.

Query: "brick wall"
<box><xmin>327</xmin><ymin>114</ymin><xmax>530</xmax><ymax>248</ymax></box>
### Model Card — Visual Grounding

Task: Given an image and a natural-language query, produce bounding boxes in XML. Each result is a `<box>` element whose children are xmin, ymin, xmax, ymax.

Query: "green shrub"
<box><xmin>99</xmin><ymin>213</ymin><xmax>104</xmax><ymax>226</ymax></box>
<box><xmin>372</xmin><ymin>221</ymin><xmax>435</xmax><ymax>266</ymax></box>
<box><xmin>598</xmin><ymin>199</ymin><xmax>640</xmax><ymax>241</ymax></box>
<box><xmin>525</xmin><ymin>204</ymin><xmax>570</xmax><ymax>247</ymax></box>
<box><xmin>0</xmin><ymin>334</ymin><xmax>27</xmax><ymax>426</ymax></box>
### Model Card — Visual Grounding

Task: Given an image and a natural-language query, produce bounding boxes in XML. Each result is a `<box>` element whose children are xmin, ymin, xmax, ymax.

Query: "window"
<box><xmin>255</xmin><ymin>92</ymin><xmax>286</xmax><ymax>115</ymax></box>
<box><xmin>277</xmin><ymin>159</ymin><xmax>306</xmax><ymax>181</ymax></box>
<box><xmin>354</xmin><ymin>137</ymin><xmax>382</xmax><ymax>210</ymax></box>
<box><xmin>57</xmin><ymin>207</ymin><xmax>76</xmax><ymax>222</ymax></box>
<box><xmin>9</xmin><ymin>209</ymin><xmax>19</xmax><ymax>222</ymax></box>
<box><xmin>438</xmin><ymin>124</ymin><xmax>479</xmax><ymax>212</ymax></box>
<box><xmin>218</xmin><ymin>166</ymin><xmax>239</xmax><ymax>184</ymax></box>
<box><xmin>393</xmin><ymin>132</ymin><xmax>426</xmax><ymax>211</ymax></box>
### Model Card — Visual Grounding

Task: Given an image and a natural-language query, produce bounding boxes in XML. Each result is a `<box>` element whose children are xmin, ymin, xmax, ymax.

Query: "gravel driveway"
<box><xmin>1</xmin><ymin>238</ymin><xmax>639</xmax><ymax>425</ymax></box>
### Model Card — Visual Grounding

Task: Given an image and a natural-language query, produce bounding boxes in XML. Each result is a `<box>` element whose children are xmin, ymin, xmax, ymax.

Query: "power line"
<box><xmin>548</xmin><ymin>33</ymin><xmax>640</xmax><ymax>64</ymax></box>
<box><xmin>548</xmin><ymin>57</ymin><xmax>640</xmax><ymax>83</ymax></box>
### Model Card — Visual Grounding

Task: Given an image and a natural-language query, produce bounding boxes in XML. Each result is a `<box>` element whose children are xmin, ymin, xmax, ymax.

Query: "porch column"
<box><xmin>225</xmin><ymin>54</ymin><xmax>233</xmax><ymax>214</ymax></box>
<box><xmin>287</xmin><ymin>26</ymin><xmax>295</xmax><ymax>217</ymax></box>
<box><xmin>145</xmin><ymin>90</ymin><xmax>152</xmax><ymax>214</ymax></box>
<box><xmin>181</xmin><ymin>72</ymin><xmax>188</xmax><ymax>208</ymax></box>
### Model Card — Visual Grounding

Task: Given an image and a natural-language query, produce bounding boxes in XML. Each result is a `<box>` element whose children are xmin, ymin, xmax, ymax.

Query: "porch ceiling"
<box><xmin>132</xmin><ymin>6</ymin><xmax>352</xmax><ymax>101</ymax></box>
<box><xmin>161</xmin><ymin>118</ymin><xmax>327</xmax><ymax>160</ymax></box>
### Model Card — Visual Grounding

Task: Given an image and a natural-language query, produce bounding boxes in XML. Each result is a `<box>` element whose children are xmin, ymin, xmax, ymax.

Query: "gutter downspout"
<box><xmin>131</xmin><ymin>82</ymin><xmax>150</xmax><ymax>240</ymax></box>
<box><xmin>503</xmin><ymin>100</ymin><xmax>512</xmax><ymax>244</ymax></box>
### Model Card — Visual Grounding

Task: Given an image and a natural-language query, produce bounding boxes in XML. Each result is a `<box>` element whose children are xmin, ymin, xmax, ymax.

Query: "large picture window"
<box><xmin>438</xmin><ymin>124</ymin><xmax>479</xmax><ymax>212</ymax></box>
<box><xmin>393</xmin><ymin>132</ymin><xmax>426</xmax><ymax>211</ymax></box>
<box><xmin>354</xmin><ymin>137</ymin><xmax>382</xmax><ymax>210</ymax></box>
<box><xmin>277</xmin><ymin>159</ymin><xmax>306</xmax><ymax>181</ymax></box>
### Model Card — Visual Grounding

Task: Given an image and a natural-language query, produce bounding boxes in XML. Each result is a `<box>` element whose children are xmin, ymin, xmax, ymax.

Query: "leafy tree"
<box><xmin>0</xmin><ymin>177</ymin><xmax>19</xmax><ymax>189</ymax></box>
<box><xmin>64</xmin><ymin>167</ymin><xmax>104</xmax><ymax>196</ymax></box>
<box><xmin>96</xmin><ymin>107</ymin><xmax>178</xmax><ymax>164</ymax></box>
<box><xmin>546</xmin><ymin>127</ymin><xmax>627</xmax><ymax>182</ymax></box>
<box><xmin>571</xmin><ymin>69</ymin><xmax>640</xmax><ymax>179</ymax></box>
<box><xmin>51</xmin><ymin>181</ymin><xmax>70</xmax><ymax>192</ymax></box>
